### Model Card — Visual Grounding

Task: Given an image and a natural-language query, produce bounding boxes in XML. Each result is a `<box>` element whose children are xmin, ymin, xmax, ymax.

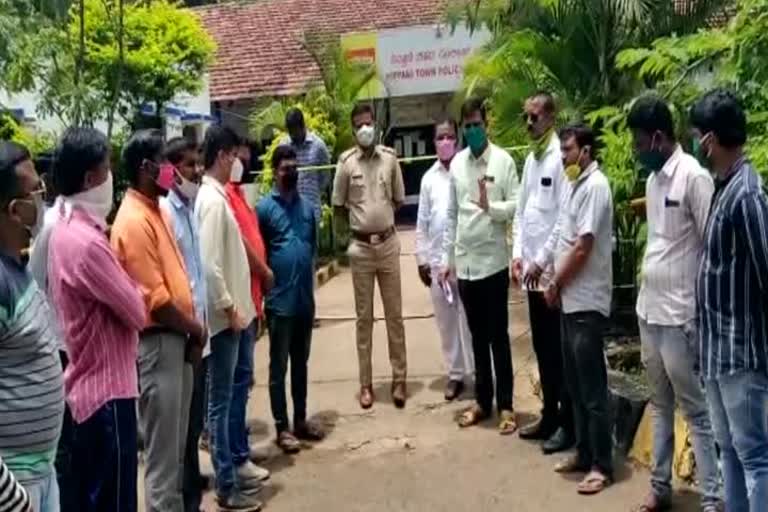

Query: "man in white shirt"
<box><xmin>441</xmin><ymin>97</ymin><xmax>519</xmax><ymax>434</ymax></box>
<box><xmin>513</xmin><ymin>92</ymin><xmax>574</xmax><ymax>454</ymax></box>
<box><xmin>416</xmin><ymin>116</ymin><xmax>474</xmax><ymax>401</ymax></box>
<box><xmin>628</xmin><ymin>96</ymin><xmax>720</xmax><ymax>512</ymax></box>
<box><xmin>196</xmin><ymin>126</ymin><xmax>267</xmax><ymax>512</ymax></box>
<box><xmin>544</xmin><ymin>123</ymin><xmax>613</xmax><ymax>495</ymax></box>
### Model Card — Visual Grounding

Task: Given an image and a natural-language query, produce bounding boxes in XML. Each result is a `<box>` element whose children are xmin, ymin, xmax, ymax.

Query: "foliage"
<box><xmin>0</xmin><ymin>113</ymin><xmax>55</xmax><ymax>155</ymax></box>
<box><xmin>4</xmin><ymin>0</ymin><xmax>214</xmax><ymax>136</ymax></box>
<box><xmin>617</xmin><ymin>0</ymin><xmax>768</xmax><ymax>180</ymax></box>
<box><xmin>451</xmin><ymin>0</ymin><xmax>730</xmax><ymax>147</ymax></box>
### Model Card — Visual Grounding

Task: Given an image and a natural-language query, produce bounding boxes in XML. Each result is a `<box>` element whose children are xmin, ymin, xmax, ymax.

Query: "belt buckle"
<box><xmin>370</xmin><ymin>234</ymin><xmax>381</xmax><ymax>244</ymax></box>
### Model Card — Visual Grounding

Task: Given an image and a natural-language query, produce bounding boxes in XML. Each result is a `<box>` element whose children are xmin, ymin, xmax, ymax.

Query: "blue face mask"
<box><xmin>463</xmin><ymin>125</ymin><xmax>487</xmax><ymax>154</ymax></box>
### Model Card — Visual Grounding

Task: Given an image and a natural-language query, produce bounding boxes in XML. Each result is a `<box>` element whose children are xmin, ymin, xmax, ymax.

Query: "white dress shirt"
<box><xmin>636</xmin><ymin>145</ymin><xmax>714</xmax><ymax>326</ymax></box>
<box><xmin>555</xmin><ymin>162</ymin><xmax>614</xmax><ymax>317</ymax></box>
<box><xmin>416</xmin><ymin>161</ymin><xmax>452</xmax><ymax>269</ymax></box>
<box><xmin>443</xmin><ymin>143</ymin><xmax>519</xmax><ymax>281</ymax></box>
<box><xmin>512</xmin><ymin>133</ymin><xmax>566</xmax><ymax>290</ymax></box>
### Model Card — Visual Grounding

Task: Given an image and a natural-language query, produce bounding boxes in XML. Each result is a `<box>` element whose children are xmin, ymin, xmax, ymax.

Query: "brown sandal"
<box><xmin>498</xmin><ymin>409</ymin><xmax>518</xmax><ymax>435</ymax></box>
<box><xmin>276</xmin><ymin>431</ymin><xmax>301</xmax><ymax>454</ymax></box>
<box><xmin>457</xmin><ymin>405</ymin><xmax>489</xmax><ymax>428</ymax></box>
<box><xmin>577</xmin><ymin>470</ymin><xmax>612</xmax><ymax>495</ymax></box>
<box><xmin>632</xmin><ymin>492</ymin><xmax>671</xmax><ymax>512</ymax></box>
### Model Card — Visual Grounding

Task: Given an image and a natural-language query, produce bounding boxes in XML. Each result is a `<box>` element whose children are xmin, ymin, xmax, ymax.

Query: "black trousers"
<box><xmin>267</xmin><ymin>311</ymin><xmax>313</xmax><ymax>433</ymax></box>
<box><xmin>458</xmin><ymin>269</ymin><xmax>514</xmax><ymax>413</ymax></box>
<box><xmin>183</xmin><ymin>360</ymin><xmax>208</xmax><ymax>512</ymax></box>
<box><xmin>528</xmin><ymin>291</ymin><xmax>573</xmax><ymax>433</ymax></box>
<box><xmin>55</xmin><ymin>351</ymin><xmax>77</xmax><ymax>512</ymax></box>
<box><xmin>561</xmin><ymin>311</ymin><xmax>613</xmax><ymax>477</ymax></box>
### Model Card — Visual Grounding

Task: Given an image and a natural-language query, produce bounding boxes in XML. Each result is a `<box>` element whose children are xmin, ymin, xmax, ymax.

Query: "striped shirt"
<box><xmin>280</xmin><ymin>132</ymin><xmax>331</xmax><ymax>220</ymax></box>
<box><xmin>637</xmin><ymin>146</ymin><xmax>714</xmax><ymax>326</ymax></box>
<box><xmin>0</xmin><ymin>455</ymin><xmax>30</xmax><ymax>512</ymax></box>
<box><xmin>48</xmin><ymin>207</ymin><xmax>146</xmax><ymax>422</ymax></box>
<box><xmin>697</xmin><ymin>158</ymin><xmax>768</xmax><ymax>379</ymax></box>
<box><xmin>0</xmin><ymin>253</ymin><xmax>64</xmax><ymax>484</ymax></box>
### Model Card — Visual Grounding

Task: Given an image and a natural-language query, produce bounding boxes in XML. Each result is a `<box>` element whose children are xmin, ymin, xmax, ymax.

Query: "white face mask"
<box><xmin>176</xmin><ymin>173</ymin><xmax>200</xmax><ymax>202</ymax></box>
<box><xmin>68</xmin><ymin>172</ymin><xmax>114</xmax><ymax>221</ymax></box>
<box><xmin>230</xmin><ymin>157</ymin><xmax>244</xmax><ymax>183</ymax></box>
<box><xmin>356</xmin><ymin>124</ymin><xmax>376</xmax><ymax>148</ymax></box>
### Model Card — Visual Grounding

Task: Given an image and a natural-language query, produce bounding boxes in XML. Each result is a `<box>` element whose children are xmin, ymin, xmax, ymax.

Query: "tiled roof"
<box><xmin>197</xmin><ymin>0</ymin><xmax>445</xmax><ymax>102</ymax></box>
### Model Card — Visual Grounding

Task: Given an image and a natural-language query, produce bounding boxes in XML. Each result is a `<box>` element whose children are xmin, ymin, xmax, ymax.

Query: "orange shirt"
<box><xmin>225</xmin><ymin>183</ymin><xmax>266</xmax><ymax>318</ymax></box>
<box><xmin>111</xmin><ymin>189</ymin><xmax>195</xmax><ymax>328</ymax></box>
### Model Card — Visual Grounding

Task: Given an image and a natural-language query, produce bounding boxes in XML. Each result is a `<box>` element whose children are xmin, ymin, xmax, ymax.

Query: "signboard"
<box><xmin>341</xmin><ymin>24</ymin><xmax>490</xmax><ymax>98</ymax></box>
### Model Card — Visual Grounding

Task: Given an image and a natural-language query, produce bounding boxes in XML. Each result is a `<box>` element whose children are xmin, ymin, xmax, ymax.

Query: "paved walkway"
<box><xmin>156</xmin><ymin>229</ymin><xmax>700</xmax><ymax>511</ymax></box>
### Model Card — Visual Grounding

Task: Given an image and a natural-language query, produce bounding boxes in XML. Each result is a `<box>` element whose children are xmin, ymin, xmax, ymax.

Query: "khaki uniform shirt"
<box><xmin>332</xmin><ymin>145</ymin><xmax>405</xmax><ymax>233</ymax></box>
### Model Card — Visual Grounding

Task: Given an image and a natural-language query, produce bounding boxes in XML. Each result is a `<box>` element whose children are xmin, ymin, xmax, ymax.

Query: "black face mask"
<box><xmin>279</xmin><ymin>167</ymin><xmax>299</xmax><ymax>190</ymax></box>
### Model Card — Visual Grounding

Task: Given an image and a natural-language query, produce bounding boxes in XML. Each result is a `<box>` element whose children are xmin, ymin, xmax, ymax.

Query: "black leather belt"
<box><xmin>351</xmin><ymin>226</ymin><xmax>395</xmax><ymax>245</ymax></box>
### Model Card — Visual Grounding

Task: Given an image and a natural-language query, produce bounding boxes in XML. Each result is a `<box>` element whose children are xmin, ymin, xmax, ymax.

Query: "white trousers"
<box><xmin>430</xmin><ymin>268</ymin><xmax>474</xmax><ymax>381</ymax></box>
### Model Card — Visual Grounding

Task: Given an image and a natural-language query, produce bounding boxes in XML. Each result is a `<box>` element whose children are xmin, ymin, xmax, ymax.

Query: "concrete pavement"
<box><xmin>176</xmin><ymin>228</ymin><xmax>700</xmax><ymax>511</ymax></box>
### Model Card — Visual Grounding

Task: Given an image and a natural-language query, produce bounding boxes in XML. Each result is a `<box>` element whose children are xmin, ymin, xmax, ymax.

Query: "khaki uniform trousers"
<box><xmin>348</xmin><ymin>234</ymin><xmax>407</xmax><ymax>387</ymax></box>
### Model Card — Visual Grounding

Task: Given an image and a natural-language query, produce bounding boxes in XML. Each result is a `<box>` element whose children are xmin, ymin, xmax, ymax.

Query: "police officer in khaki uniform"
<box><xmin>332</xmin><ymin>103</ymin><xmax>407</xmax><ymax>410</ymax></box>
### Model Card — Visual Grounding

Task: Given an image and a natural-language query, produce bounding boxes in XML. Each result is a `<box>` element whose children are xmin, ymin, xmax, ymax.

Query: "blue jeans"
<box><xmin>639</xmin><ymin>320</ymin><xmax>720</xmax><ymax>508</ymax></box>
<box><xmin>25</xmin><ymin>466</ymin><xmax>60</xmax><ymax>512</ymax></box>
<box><xmin>207</xmin><ymin>321</ymin><xmax>256</xmax><ymax>497</ymax></box>
<box><xmin>705</xmin><ymin>371</ymin><xmax>768</xmax><ymax>512</ymax></box>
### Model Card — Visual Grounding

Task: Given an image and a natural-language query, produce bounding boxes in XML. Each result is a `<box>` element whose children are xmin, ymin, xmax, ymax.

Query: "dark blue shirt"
<box><xmin>697</xmin><ymin>158</ymin><xmax>768</xmax><ymax>379</ymax></box>
<box><xmin>256</xmin><ymin>190</ymin><xmax>317</xmax><ymax>317</ymax></box>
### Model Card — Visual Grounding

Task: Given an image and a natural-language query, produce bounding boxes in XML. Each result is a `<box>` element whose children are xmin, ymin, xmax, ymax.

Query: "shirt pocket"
<box><xmin>657</xmin><ymin>194</ymin><xmax>686</xmax><ymax>240</ymax></box>
<box><xmin>377</xmin><ymin>169</ymin><xmax>392</xmax><ymax>202</ymax></box>
<box><xmin>349</xmin><ymin>172</ymin><xmax>367</xmax><ymax>204</ymax></box>
<box><xmin>535</xmin><ymin>176</ymin><xmax>557</xmax><ymax>211</ymax></box>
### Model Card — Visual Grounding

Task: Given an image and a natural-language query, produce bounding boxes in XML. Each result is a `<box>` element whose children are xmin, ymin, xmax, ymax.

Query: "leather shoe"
<box><xmin>392</xmin><ymin>382</ymin><xmax>407</xmax><ymax>409</ymax></box>
<box><xmin>444</xmin><ymin>380</ymin><xmax>464</xmax><ymax>401</ymax></box>
<box><xmin>359</xmin><ymin>386</ymin><xmax>374</xmax><ymax>409</ymax></box>
<box><xmin>542</xmin><ymin>427</ymin><xmax>575</xmax><ymax>455</ymax></box>
<box><xmin>519</xmin><ymin>417</ymin><xmax>556</xmax><ymax>440</ymax></box>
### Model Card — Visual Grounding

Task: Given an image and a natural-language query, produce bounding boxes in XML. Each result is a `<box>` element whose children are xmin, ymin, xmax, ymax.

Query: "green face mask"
<box><xmin>692</xmin><ymin>135</ymin><xmax>711</xmax><ymax>169</ymax></box>
<box><xmin>463</xmin><ymin>125</ymin><xmax>488</xmax><ymax>155</ymax></box>
<box><xmin>637</xmin><ymin>150</ymin><xmax>667</xmax><ymax>176</ymax></box>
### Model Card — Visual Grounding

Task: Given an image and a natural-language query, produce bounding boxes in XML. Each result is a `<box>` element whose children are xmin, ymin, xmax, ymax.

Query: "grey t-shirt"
<box><xmin>554</xmin><ymin>163</ymin><xmax>614</xmax><ymax>317</ymax></box>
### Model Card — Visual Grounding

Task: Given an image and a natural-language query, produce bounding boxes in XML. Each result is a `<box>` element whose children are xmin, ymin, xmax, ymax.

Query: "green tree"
<box><xmin>4</xmin><ymin>0</ymin><xmax>215</xmax><ymax>137</ymax></box>
<box><xmin>450</xmin><ymin>0</ymin><xmax>730</xmax><ymax>147</ymax></box>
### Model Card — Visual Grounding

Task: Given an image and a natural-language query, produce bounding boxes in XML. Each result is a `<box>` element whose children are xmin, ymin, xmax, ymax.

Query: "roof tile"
<box><xmin>197</xmin><ymin>0</ymin><xmax>445</xmax><ymax>101</ymax></box>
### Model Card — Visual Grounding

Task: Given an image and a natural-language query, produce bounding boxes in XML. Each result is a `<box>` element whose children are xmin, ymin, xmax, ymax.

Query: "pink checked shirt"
<box><xmin>48</xmin><ymin>207</ymin><xmax>146</xmax><ymax>423</ymax></box>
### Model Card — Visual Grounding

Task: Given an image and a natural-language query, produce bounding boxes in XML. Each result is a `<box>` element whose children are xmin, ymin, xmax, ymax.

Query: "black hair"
<box><xmin>434</xmin><ymin>114</ymin><xmax>458</xmax><ymax>136</ymax></box>
<box><xmin>122</xmin><ymin>129</ymin><xmax>164</xmax><ymax>187</ymax></box>
<box><xmin>0</xmin><ymin>141</ymin><xmax>30</xmax><ymax>205</ymax></box>
<box><xmin>271</xmin><ymin>145</ymin><xmax>297</xmax><ymax>170</ymax></box>
<box><xmin>559</xmin><ymin>123</ymin><xmax>597</xmax><ymax>159</ymax></box>
<box><xmin>690</xmin><ymin>89</ymin><xmax>747</xmax><ymax>148</ymax></box>
<box><xmin>627</xmin><ymin>95</ymin><xmax>676</xmax><ymax>140</ymax></box>
<box><xmin>164</xmin><ymin>137</ymin><xmax>198</xmax><ymax>166</ymax></box>
<box><xmin>460</xmin><ymin>96</ymin><xmax>487</xmax><ymax>123</ymax></box>
<box><xmin>350</xmin><ymin>103</ymin><xmax>375</xmax><ymax>124</ymax></box>
<box><xmin>285</xmin><ymin>108</ymin><xmax>305</xmax><ymax>129</ymax></box>
<box><xmin>530</xmin><ymin>91</ymin><xmax>556</xmax><ymax>115</ymax></box>
<box><xmin>53</xmin><ymin>127</ymin><xmax>110</xmax><ymax>196</ymax></box>
<box><xmin>202</xmin><ymin>125</ymin><xmax>241</xmax><ymax>170</ymax></box>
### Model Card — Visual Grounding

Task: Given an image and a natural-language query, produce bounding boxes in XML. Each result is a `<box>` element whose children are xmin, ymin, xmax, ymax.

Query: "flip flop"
<box><xmin>276</xmin><ymin>431</ymin><xmax>301</xmax><ymax>454</ymax></box>
<box><xmin>457</xmin><ymin>405</ymin><xmax>489</xmax><ymax>428</ymax></box>
<box><xmin>577</xmin><ymin>470</ymin><xmax>611</xmax><ymax>495</ymax></box>
<box><xmin>498</xmin><ymin>409</ymin><xmax>518</xmax><ymax>435</ymax></box>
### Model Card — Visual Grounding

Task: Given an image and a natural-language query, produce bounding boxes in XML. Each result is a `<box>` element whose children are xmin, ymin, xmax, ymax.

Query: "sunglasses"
<box><xmin>523</xmin><ymin>113</ymin><xmax>540</xmax><ymax>124</ymax></box>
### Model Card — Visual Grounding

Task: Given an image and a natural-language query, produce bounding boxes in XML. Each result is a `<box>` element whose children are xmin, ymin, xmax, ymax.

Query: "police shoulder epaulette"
<box><xmin>377</xmin><ymin>145</ymin><xmax>397</xmax><ymax>157</ymax></box>
<box><xmin>339</xmin><ymin>148</ymin><xmax>358</xmax><ymax>163</ymax></box>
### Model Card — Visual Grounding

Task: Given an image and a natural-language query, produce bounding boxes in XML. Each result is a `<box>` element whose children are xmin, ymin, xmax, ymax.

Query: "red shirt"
<box><xmin>225</xmin><ymin>183</ymin><xmax>267</xmax><ymax>317</ymax></box>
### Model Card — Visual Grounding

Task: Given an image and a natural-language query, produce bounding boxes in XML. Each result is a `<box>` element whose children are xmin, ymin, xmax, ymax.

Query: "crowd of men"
<box><xmin>0</xmin><ymin>86</ymin><xmax>766</xmax><ymax>512</ymax></box>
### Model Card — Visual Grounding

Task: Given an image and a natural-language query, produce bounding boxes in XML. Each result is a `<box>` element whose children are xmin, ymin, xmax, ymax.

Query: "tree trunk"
<box><xmin>106</xmin><ymin>0</ymin><xmax>124</xmax><ymax>140</ymax></box>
